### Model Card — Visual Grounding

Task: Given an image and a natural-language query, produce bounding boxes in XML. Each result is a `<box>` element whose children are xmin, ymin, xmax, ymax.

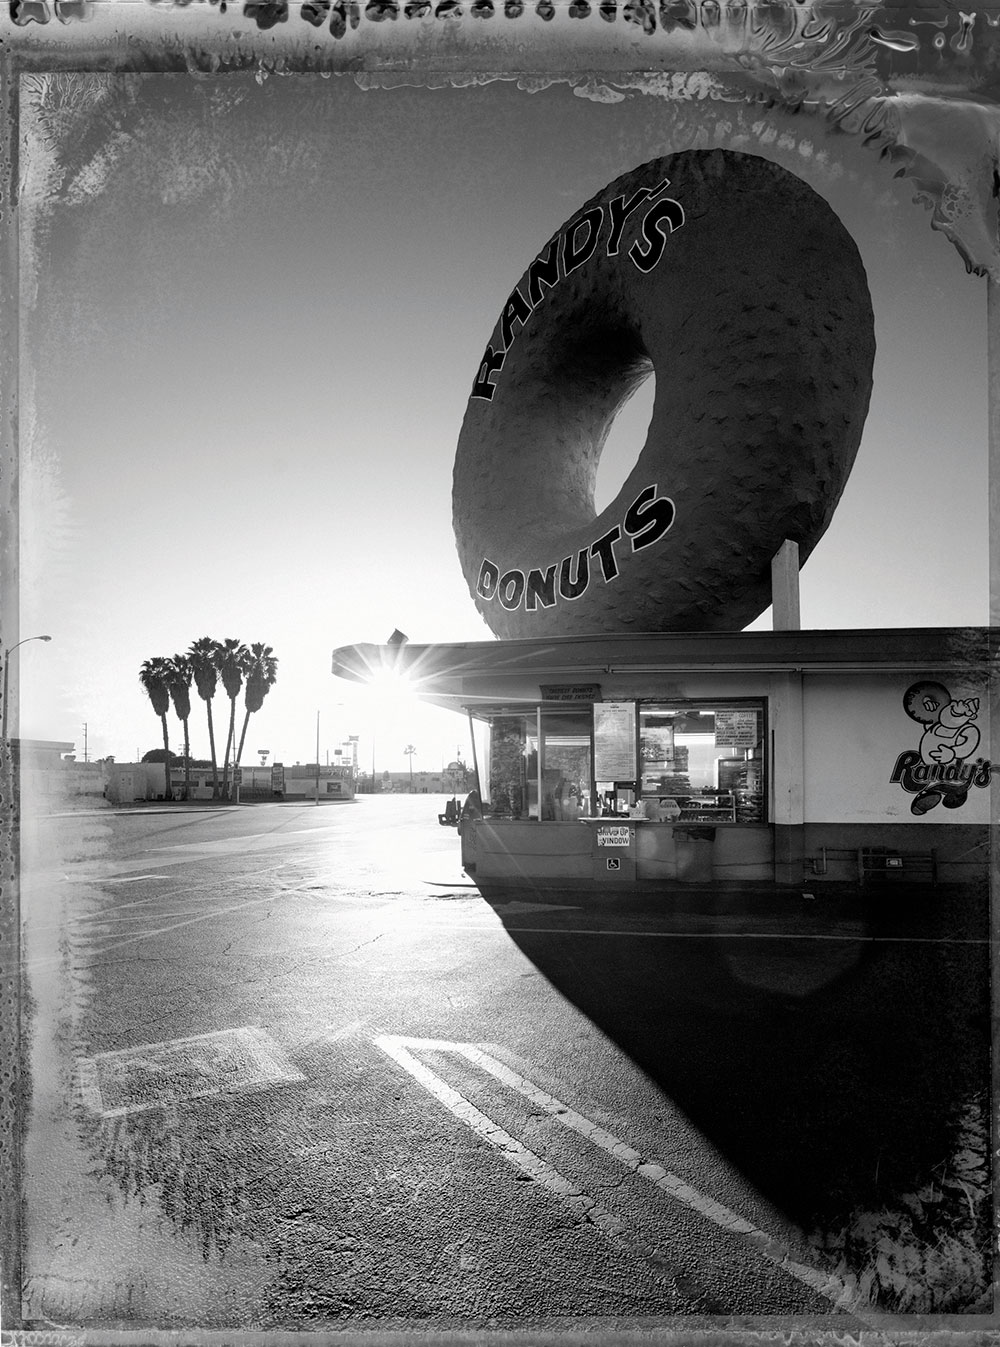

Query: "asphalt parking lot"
<box><xmin>16</xmin><ymin>796</ymin><xmax>993</xmax><ymax>1329</ymax></box>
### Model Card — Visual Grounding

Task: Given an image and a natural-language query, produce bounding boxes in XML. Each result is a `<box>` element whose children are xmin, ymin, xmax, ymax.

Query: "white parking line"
<box><xmin>148</xmin><ymin>825</ymin><xmax>343</xmax><ymax>853</ymax></box>
<box><xmin>102</xmin><ymin>875</ymin><xmax>171</xmax><ymax>884</ymax></box>
<box><xmin>80</xmin><ymin>890</ymin><xmax>287</xmax><ymax>959</ymax></box>
<box><xmin>375</xmin><ymin>1035</ymin><xmax>862</xmax><ymax>1317</ymax></box>
<box><xmin>374</xmin><ymin>1035</ymin><xmax>691</xmax><ymax>1306</ymax></box>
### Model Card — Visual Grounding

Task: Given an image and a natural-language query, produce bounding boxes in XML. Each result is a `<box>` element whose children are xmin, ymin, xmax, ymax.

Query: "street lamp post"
<box><xmin>2</xmin><ymin>635</ymin><xmax>52</xmax><ymax>743</ymax></box>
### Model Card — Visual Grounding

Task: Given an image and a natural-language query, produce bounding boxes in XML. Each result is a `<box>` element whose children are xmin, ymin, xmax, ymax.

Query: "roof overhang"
<box><xmin>332</xmin><ymin>627</ymin><xmax>997</xmax><ymax>715</ymax></box>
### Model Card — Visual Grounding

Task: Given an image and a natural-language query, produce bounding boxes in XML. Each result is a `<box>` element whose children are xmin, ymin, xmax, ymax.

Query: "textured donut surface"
<box><xmin>453</xmin><ymin>149</ymin><xmax>876</xmax><ymax>638</ymax></box>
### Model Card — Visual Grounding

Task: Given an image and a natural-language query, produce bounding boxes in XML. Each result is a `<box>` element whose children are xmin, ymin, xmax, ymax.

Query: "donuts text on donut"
<box><xmin>476</xmin><ymin>484</ymin><xmax>675</xmax><ymax>614</ymax></box>
<box><xmin>471</xmin><ymin>181</ymin><xmax>685</xmax><ymax>403</ymax></box>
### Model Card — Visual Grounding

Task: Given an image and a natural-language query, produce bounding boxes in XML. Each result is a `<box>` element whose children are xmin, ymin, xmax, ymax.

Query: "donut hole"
<box><xmin>594</xmin><ymin>367</ymin><xmax>656</xmax><ymax>515</ymax></box>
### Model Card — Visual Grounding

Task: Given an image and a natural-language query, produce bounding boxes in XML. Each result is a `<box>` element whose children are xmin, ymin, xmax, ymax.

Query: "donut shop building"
<box><xmin>332</xmin><ymin>627</ymin><xmax>993</xmax><ymax>891</ymax></box>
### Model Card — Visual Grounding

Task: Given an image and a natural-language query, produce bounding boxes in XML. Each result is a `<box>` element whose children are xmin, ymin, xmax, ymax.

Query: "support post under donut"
<box><xmin>771</xmin><ymin>540</ymin><xmax>801</xmax><ymax>632</ymax></box>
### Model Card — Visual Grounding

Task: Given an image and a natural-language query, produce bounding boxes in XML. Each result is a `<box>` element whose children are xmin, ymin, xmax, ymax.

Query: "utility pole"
<box><xmin>314</xmin><ymin>710</ymin><xmax>320</xmax><ymax>805</ymax></box>
<box><xmin>82</xmin><ymin>722</ymin><xmax>88</xmax><ymax>763</ymax></box>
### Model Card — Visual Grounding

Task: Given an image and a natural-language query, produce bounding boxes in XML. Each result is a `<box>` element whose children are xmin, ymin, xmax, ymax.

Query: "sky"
<box><xmin>15</xmin><ymin>73</ymin><xmax>990</xmax><ymax>772</ymax></box>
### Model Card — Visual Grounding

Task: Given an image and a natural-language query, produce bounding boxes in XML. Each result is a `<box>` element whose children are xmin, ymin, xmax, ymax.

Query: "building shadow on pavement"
<box><xmin>479</xmin><ymin>881</ymin><xmax>991</xmax><ymax>1310</ymax></box>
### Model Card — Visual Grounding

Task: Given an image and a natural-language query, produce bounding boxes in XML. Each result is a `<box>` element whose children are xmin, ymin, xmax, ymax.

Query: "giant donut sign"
<box><xmin>452</xmin><ymin>150</ymin><xmax>876</xmax><ymax>639</ymax></box>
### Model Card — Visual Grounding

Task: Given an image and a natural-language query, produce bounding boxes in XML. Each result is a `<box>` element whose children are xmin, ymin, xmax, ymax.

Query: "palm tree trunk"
<box><xmin>205</xmin><ymin>700</ymin><xmax>220</xmax><ymax>799</ymax></box>
<box><xmin>159</xmin><ymin>713</ymin><xmax>173</xmax><ymax>801</ymax></box>
<box><xmin>235</xmin><ymin>707</ymin><xmax>252</xmax><ymax>777</ymax></box>
<box><xmin>222</xmin><ymin>698</ymin><xmax>237</xmax><ymax>799</ymax></box>
<box><xmin>181</xmin><ymin>717</ymin><xmax>191</xmax><ymax>801</ymax></box>
<box><xmin>221</xmin><ymin>729</ymin><xmax>230</xmax><ymax>799</ymax></box>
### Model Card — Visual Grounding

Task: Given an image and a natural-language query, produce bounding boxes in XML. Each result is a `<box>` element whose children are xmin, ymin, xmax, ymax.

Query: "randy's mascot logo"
<box><xmin>890</xmin><ymin>681</ymin><xmax>991</xmax><ymax>815</ymax></box>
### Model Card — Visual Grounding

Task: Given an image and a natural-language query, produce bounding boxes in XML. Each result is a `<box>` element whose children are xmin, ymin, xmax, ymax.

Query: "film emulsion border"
<box><xmin>1</xmin><ymin>40</ymin><xmax>24</xmax><ymax>1328</ymax></box>
<box><xmin>1</xmin><ymin>4</ymin><xmax>998</xmax><ymax>1340</ymax></box>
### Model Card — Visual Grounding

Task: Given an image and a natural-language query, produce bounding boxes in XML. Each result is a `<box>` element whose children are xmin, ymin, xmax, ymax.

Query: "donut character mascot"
<box><xmin>901</xmin><ymin>681</ymin><xmax>982</xmax><ymax>815</ymax></box>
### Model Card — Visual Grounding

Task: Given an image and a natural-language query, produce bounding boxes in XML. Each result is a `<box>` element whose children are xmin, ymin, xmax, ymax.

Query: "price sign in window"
<box><xmin>714</xmin><ymin>709</ymin><xmax>760</xmax><ymax>750</ymax></box>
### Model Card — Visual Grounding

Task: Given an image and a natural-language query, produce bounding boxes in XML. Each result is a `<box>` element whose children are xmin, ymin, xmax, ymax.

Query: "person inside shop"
<box><xmin>553</xmin><ymin>777</ymin><xmax>580</xmax><ymax>820</ymax></box>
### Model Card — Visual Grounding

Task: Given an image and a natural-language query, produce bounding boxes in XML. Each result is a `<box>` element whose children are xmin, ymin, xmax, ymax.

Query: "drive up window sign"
<box><xmin>596</xmin><ymin>824</ymin><xmax>633</xmax><ymax>848</ymax></box>
<box><xmin>592</xmin><ymin>821</ymin><xmax>637</xmax><ymax>882</ymax></box>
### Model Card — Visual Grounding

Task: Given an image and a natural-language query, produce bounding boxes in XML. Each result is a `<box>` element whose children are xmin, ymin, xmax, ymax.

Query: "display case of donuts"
<box><xmin>677</xmin><ymin>794</ymin><xmax>736</xmax><ymax>823</ymax></box>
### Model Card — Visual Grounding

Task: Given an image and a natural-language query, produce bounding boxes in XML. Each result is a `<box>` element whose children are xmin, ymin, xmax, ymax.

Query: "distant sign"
<box><xmin>271</xmin><ymin>763</ymin><xmax>285</xmax><ymax>792</ymax></box>
<box><xmin>714</xmin><ymin>710</ymin><xmax>759</xmax><ymax>749</ymax></box>
<box><xmin>594</xmin><ymin>702</ymin><xmax>637</xmax><ymax>781</ymax></box>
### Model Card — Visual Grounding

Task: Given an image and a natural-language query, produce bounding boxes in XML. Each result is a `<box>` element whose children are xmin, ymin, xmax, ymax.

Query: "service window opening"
<box><xmin>639</xmin><ymin>703</ymin><xmax>766</xmax><ymax>823</ymax></box>
<box><xmin>478</xmin><ymin>700</ymin><xmax>765</xmax><ymax>823</ymax></box>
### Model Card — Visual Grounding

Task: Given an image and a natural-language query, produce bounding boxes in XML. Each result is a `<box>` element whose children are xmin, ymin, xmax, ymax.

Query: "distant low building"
<box><xmin>103</xmin><ymin>761</ymin><xmax>171</xmax><ymax>805</ymax></box>
<box><xmin>102</xmin><ymin>760</ymin><xmax>356</xmax><ymax>804</ymax></box>
<box><xmin>370</xmin><ymin>767</ymin><xmax>473</xmax><ymax>795</ymax></box>
<box><xmin>240</xmin><ymin>763</ymin><xmax>356</xmax><ymax>801</ymax></box>
<box><xmin>14</xmin><ymin>739</ymin><xmax>107</xmax><ymax>810</ymax></box>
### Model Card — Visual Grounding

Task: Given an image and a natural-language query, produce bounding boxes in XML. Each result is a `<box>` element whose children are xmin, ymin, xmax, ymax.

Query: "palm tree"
<box><xmin>139</xmin><ymin>657</ymin><xmax>174</xmax><ymax>801</ymax></box>
<box><xmin>166</xmin><ymin>655</ymin><xmax>193</xmax><ymax>802</ymax></box>
<box><xmin>234</xmin><ymin>643</ymin><xmax>279</xmax><ymax>775</ymax></box>
<box><xmin>188</xmin><ymin>637</ymin><xmax>222</xmax><ymax>798</ymax></box>
<box><xmin>404</xmin><ymin>743</ymin><xmax>416</xmax><ymax>792</ymax></box>
<box><xmin>214</xmin><ymin>638</ymin><xmax>249</xmax><ymax>799</ymax></box>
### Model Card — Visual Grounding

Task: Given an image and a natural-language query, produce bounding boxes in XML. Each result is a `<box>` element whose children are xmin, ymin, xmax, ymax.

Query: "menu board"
<box><xmin>594</xmin><ymin>701</ymin><xmax>637</xmax><ymax>780</ymax></box>
<box><xmin>714</xmin><ymin>709</ymin><xmax>760</xmax><ymax>749</ymax></box>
